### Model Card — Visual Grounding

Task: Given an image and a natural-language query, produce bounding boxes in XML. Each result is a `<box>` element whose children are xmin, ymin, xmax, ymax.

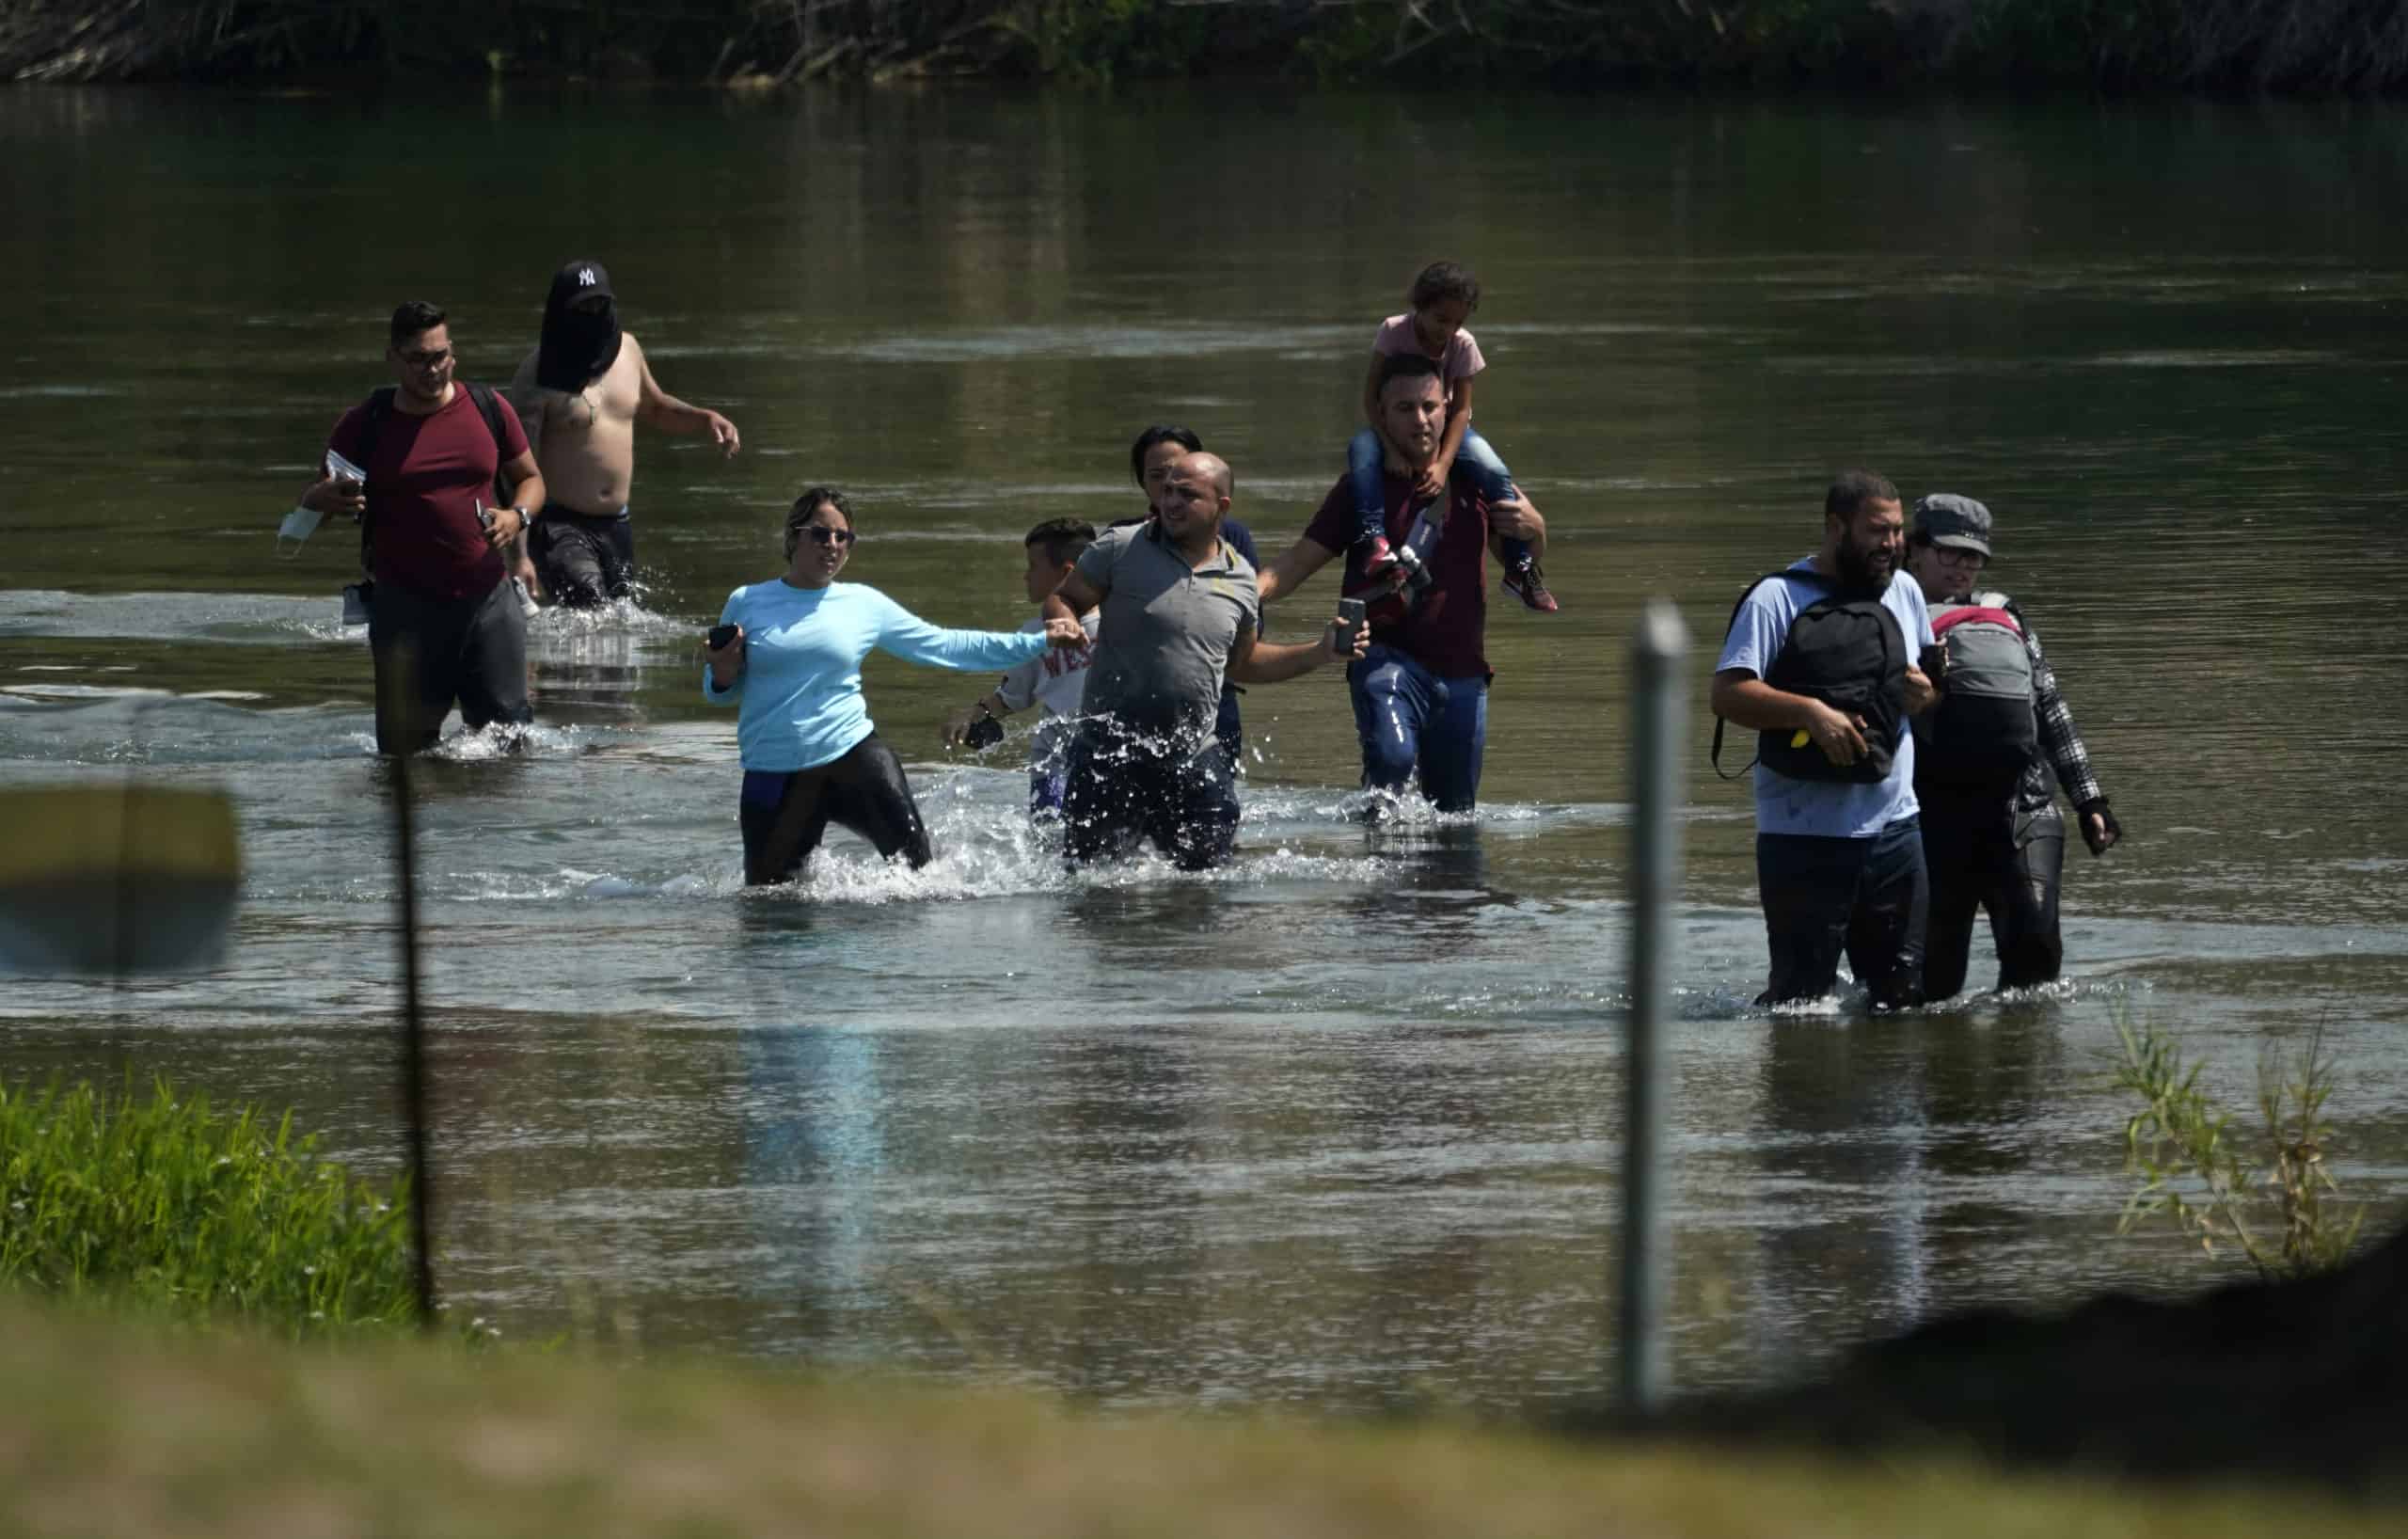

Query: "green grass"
<box><xmin>0</xmin><ymin>1077</ymin><xmax>419</xmax><ymax>1338</ymax></box>
<box><xmin>0</xmin><ymin>1292</ymin><xmax>2400</xmax><ymax>1537</ymax></box>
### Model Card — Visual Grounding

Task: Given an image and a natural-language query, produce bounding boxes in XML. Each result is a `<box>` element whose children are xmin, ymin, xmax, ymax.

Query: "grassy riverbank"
<box><xmin>1</xmin><ymin>1293</ymin><xmax>2399</xmax><ymax>1538</ymax></box>
<box><xmin>7</xmin><ymin>0</ymin><xmax>2405</xmax><ymax>91</ymax></box>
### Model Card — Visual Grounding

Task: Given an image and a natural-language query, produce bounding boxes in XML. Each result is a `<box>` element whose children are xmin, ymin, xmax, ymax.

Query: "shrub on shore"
<box><xmin>0</xmin><ymin>1076</ymin><xmax>418</xmax><ymax>1337</ymax></box>
<box><xmin>8</xmin><ymin>0</ymin><xmax>2408</xmax><ymax>91</ymax></box>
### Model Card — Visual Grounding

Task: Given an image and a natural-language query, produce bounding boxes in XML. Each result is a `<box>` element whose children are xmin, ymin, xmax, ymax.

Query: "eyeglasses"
<box><xmin>1931</xmin><ymin>545</ymin><xmax>1988</xmax><ymax>567</ymax></box>
<box><xmin>794</xmin><ymin>525</ymin><xmax>856</xmax><ymax>547</ymax></box>
<box><xmin>398</xmin><ymin>349</ymin><xmax>452</xmax><ymax>370</ymax></box>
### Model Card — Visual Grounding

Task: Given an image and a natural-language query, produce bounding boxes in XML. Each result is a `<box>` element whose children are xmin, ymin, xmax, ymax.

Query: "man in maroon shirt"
<box><xmin>1255</xmin><ymin>352</ymin><xmax>1547</xmax><ymax>812</ymax></box>
<box><xmin>299</xmin><ymin>301</ymin><xmax>547</xmax><ymax>754</ymax></box>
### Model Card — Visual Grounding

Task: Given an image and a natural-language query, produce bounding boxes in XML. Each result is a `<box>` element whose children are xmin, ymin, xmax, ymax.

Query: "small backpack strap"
<box><xmin>463</xmin><ymin>381</ymin><xmax>516</xmax><ymax>505</ymax></box>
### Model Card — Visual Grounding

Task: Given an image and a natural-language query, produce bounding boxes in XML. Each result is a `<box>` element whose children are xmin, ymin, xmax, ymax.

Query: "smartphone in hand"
<box><xmin>1335</xmin><ymin>596</ymin><xmax>1367</xmax><ymax>651</ymax></box>
<box><xmin>706</xmin><ymin>624</ymin><xmax>740</xmax><ymax>651</ymax></box>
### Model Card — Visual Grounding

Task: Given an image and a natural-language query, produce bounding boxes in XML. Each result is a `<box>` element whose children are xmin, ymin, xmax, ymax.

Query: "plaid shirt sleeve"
<box><xmin>2007</xmin><ymin>599</ymin><xmax>2103</xmax><ymax>813</ymax></box>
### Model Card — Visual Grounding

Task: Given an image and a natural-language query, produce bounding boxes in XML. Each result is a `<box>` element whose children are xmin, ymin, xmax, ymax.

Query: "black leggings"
<box><xmin>738</xmin><ymin>735</ymin><xmax>931</xmax><ymax>886</ymax></box>
<box><xmin>1921</xmin><ymin>801</ymin><xmax>2067</xmax><ymax>1000</ymax></box>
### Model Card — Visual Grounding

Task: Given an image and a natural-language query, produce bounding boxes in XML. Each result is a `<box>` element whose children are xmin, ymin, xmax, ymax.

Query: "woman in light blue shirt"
<box><xmin>705</xmin><ymin>487</ymin><xmax>1085</xmax><ymax>885</ymax></box>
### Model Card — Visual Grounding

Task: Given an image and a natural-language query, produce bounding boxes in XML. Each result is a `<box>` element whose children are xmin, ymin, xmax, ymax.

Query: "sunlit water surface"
<box><xmin>3</xmin><ymin>87</ymin><xmax>2406</xmax><ymax>1408</ymax></box>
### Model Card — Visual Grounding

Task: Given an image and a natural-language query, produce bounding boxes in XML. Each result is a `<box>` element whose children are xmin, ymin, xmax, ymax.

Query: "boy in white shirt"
<box><xmin>943</xmin><ymin>517</ymin><xmax>1101</xmax><ymax>819</ymax></box>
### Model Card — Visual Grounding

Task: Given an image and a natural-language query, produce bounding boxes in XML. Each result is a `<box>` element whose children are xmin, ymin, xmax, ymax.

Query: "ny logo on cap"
<box><xmin>577</xmin><ymin>268</ymin><xmax>597</xmax><ymax>286</ymax></box>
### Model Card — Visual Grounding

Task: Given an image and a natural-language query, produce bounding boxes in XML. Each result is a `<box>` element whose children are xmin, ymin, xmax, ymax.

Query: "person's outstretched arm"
<box><xmin>630</xmin><ymin>336</ymin><xmax>739</xmax><ymax>456</ymax></box>
<box><xmin>870</xmin><ymin>590</ymin><xmax>1070</xmax><ymax>673</ymax></box>
<box><xmin>1256</xmin><ymin>532</ymin><xmax>1344</xmax><ymax>605</ymax></box>
<box><xmin>1226</xmin><ymin>613</ymin><xmax>1366</xmax><ymax>685</ymax></box>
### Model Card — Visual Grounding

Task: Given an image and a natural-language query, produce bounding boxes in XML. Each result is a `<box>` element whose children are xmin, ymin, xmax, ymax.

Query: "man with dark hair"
<box><xmin>1709</xmin><ymin>471</ymin><xmax>1941</xmax><ymax>1009</ymax></box>
<box><xmin>943</xmin><ymin>516</ymin><xmax>1101</xmax><ymax>820</ymax></box>
<box><xmin>1121</xmin><ymin>424</ymin><xmax>1258</xmax><ymax>773</ymax></box>
<box><xmin>1254</xmin><ymin>350</ymin><xmax>1549</xmax><ymax>814</ymax></box>
<box><xmin>297</xmin><ymin>301</ymin><xmax>547</xmax><ymax>754</ymax></box>
<box><xmin>1904</xmin><ymin>492</ymin><xmax>2122</xmax><ymax>999</ymax></box>
<box><xmin>506</xmin><ymin>259</ymin><xmax>739</xmax><ymax>608</ymax></box>
<box><xmin>1046</xmin><ymin>452</ymin><xmax>1362</xmax><ymax>869</ymax></box>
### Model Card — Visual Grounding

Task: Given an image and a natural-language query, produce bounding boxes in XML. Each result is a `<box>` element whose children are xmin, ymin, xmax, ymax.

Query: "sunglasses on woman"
<box><xmin>794</xmin><ymin>525</ymin><xmax>856</xmax><ymax>547</ymax></box>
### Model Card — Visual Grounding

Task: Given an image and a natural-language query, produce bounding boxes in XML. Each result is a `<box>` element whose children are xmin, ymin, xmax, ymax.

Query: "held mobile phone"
<box><xmin>1335</xmin><ymin>597</ymin><xmax>1367</xmax><ymax>649</ymax></box>
<box><xmin>706</xmin><ymin>624</ymin><xmax>740</xmax><ymax>651</ymax></box>
<box><xmin>473</xmin><ymin>500</ymin><xmax>496</xmax><ymax>533</ymax></box>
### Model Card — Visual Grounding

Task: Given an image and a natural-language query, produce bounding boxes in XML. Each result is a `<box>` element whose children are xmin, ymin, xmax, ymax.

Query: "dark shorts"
<box><xmin>1060</xmin><ymin>715</ymin><xmax>1239</xmax><ymax>872</ymax></box>
<box><xmin>367</xmin><ymin>576</ymin><xmax>531</xmax><ymax>755</ymax></box>
<box><xmin>533</xmin><ymin>505</ymin><xmax>636</xmax><ymax>608</ymax></box>
<box><xmin>1920</xmin><ymin>798</ymin><xmax>2067</xmax><ymax>999</ymax></box>
<box><xmin>738</xmin><ymin>734</ymin><xmax>930</xmax><ymax>886</ymax></box>
<box><xmin>1755</xmin><ymin>816</ymin><xmax>1929</xmax><ymax>1009</ymax></box>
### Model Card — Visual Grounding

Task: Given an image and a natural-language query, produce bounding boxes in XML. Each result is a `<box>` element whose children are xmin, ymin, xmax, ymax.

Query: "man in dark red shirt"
<box><xmin>299</xmin><ymin>301</ymin><xmax>547</xmax><ymax>754</ymax></box>
<box><xmin>1255</xmin><ymin>352</ymin><xmax>1547</xmax><ymax>812</ymax></box>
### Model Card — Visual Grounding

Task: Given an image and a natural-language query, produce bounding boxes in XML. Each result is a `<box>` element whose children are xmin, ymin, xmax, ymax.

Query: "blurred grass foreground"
<box><xmin>1</xmin><ymin>1289</ymin><xmax>2402</xmax><ymax>1539</ymax></box>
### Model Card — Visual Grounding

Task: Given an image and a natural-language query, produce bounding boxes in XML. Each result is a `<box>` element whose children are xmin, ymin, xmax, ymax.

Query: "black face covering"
<box><xmin>535</xmin><ymin>260</ymin><xmax>623</xmax><ymax>392</ymax></box>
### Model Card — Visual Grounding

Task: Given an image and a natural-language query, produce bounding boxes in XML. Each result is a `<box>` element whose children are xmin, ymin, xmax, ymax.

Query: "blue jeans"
<box><xmin>1347</xmin><ymin>424</ymin><xmax>1530</xmax><ymax>569</ymax></box>
<box><xmin>1754</xmin><ymin>817</ymin><xmax>1929</xmax><ymax>1009</ymax></box>
<box><xmin>1347</xmin><ymin>643</ymin><xmax>1488</xmax><ymax>812</ymax></box>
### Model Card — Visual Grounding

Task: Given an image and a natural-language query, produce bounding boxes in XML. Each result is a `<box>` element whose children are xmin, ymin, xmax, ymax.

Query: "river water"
<box><xmin>3</xmin><ymin>86</ymin><xmax>2406</xmax><ymax>1407</ymax></box>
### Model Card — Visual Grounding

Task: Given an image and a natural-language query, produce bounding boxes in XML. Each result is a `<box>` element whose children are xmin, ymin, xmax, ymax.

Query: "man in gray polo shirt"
<box><xmin>1044</xmin><ymin>452</ymin><xmax>1362</xmax><ymax>869</ymax></box>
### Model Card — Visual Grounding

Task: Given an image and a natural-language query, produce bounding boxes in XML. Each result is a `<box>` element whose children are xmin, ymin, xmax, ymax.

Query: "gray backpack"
<box><xmin>1913</xmin><ymin>590</ymin><xmax>2037</xmax><ymax>795</ymax></box>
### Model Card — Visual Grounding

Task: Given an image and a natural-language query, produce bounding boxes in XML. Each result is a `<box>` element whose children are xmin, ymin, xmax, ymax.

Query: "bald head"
<box><xmin>1169</xmin><ymin>452</ymin><xmax>1232</xmax><ymax>502</ymax></box>
<box><xmin>1155</xmin><ymin>451</ymin><xmax>1233</xmax><ymax>549</ymax></box>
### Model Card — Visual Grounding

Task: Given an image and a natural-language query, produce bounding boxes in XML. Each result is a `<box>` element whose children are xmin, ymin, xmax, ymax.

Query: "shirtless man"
<box><xmin>506</xmin><ymin>259</ymin><xmax>740</xmax><ymax>607</ymax></box>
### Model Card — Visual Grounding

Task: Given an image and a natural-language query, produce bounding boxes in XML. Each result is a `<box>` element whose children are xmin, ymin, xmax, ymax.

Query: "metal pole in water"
<box><xmin>384</xmin><ymin>653</ymin><xmax>437</xmax><ymax>1331</ymax></box>
<box><xmin>1620</xmin><ymin>598</ymin><xmax>1688</xmax><ymax>1413</ymax></box>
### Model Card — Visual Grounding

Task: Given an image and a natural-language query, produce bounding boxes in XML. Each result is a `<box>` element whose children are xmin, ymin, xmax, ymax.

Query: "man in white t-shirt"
<box><xmin>1710</xmin><ymin>471</ymin><xmax>1941</xmax><ymax>1009</ymax></box>
<box><xmin>943</xmin><ymin>517</ymin><xmax>1101</xmax><ymax>819</ymax></box>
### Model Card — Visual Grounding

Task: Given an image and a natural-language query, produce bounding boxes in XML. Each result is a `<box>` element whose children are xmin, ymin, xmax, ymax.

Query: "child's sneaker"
<box><xmin>1503</xmin><ymin>560</ymin><xmax>1559</xmax><ymax>613</ymax></box>
<box><xmin>1361</xmin><ymin>533</ymin><xmax>1402</xmax><ymax>579</ymax></box>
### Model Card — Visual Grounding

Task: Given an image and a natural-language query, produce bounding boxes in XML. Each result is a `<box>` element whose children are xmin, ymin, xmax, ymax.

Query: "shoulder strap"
<box><xmin>1710</xmin><ymin>570</ymin><xmax>1812</xmax><ymax>780</ymax></box>
<box><xmin>352</xmin><ymin>387</ymin><xmax>398</xmax><ymax>467</ymax></box>
<box><xmin>463</xmin><ymin>381</ymin><xmax>516</xmax><ymax>505</ymax></box>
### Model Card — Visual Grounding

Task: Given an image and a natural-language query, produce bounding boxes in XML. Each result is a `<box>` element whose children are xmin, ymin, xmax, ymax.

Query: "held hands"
<box><xmin>705</xmin><ymin>624</ymin><xmax>746</xmax><ymax>689</ymax></box>
<box><xmin>1804</xmin><ymin>699</ymin><xmax>1871</xmax><ymax>768</ymax></box>
<box><xmin>942</xmin><ymin>704</ymin><xmax>982</xmax><ymax>748</ymax></box>
<box><xmin>1041</xmin><ymin>616</ymin><xmax>1086</xmax><ymax>649</ymax></box>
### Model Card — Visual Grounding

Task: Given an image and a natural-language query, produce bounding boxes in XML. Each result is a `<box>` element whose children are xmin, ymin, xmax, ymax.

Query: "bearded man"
<box><xmin>505</xmin><ymin>259</ymin><xmax>740</xmax><ymax>607</ymax></box>
<box><xmin>1709</xmin><ymin>470</ymin><xmax>1941</xmax><ymax>1009</ymax></box>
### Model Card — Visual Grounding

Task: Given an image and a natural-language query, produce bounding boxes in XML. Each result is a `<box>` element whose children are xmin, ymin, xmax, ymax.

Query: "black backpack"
<box><xmin>348</xmin><ymin>381</ymin><xmax>515</xmax><ymax>539</ymax></box>
<box><xmin>1712</xmin><ymin>568</ymin><xmax>1907</xmax><ymax>785</ymax></box>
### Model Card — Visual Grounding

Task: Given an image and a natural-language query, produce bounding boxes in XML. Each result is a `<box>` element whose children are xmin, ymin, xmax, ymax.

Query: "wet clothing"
<box><xmin>1716</xmin><ymin>561</ymin><xmax>1935</xmax><ymax>836</ymax></box>
<box><xmin>325</xmin><ymin>384</ymin><xmax>531</xmax><ymax>602</ymax></box>
<box><xmin>366</xmin><ymin>572</ymin><xmax>531</xmax><ymax>754</ymax></box>
<box><xmin>1915</xmin><ymin>595</ymin><xmax>2106</xmax><ymax>998</ymax></box>
<box><xmin>1921</xmin><ymin>799</ymin><xmax>2065</xmax><ymax>998</ymax></box>
<box><xmin>1104</xmin><ymin>516</ymin><xmax>1257</xmax><ymax>768</ymax></box>
<box><xmin>1075</xmin><ymin>523</ymin><xmax>1261</xmax><ymax>749</ymax></box>
<box><xmin>1349</xmin><ymin>643</ymin><xmax>1489</xmax><ymax>812</ymax></box>
<box><xmin>1756</xmin><ymin>817</ymin><xmax>1930</xmax><ymax>1008</ymax></box>
<box><xmin>1307</xmin><ymin>471</ymin><xmax>1491</xmax><ymax>682</ymax></box>
<box><xmin>704</xmin><ymin>579</ymin><xmax>1046</xmax><ymax>772</ymax></box>
<box><xmin>533</xmin><ymin>504</ymin><xmax>636</xmax><ymax>608</ymax></box>
<box><xmin>1307</xmin><ymin>470</ymin><xmax>1497</xmax><ymax>805</ymax></box>
<box><xmin>993</xmin><ymin>613</ymin><xmax>1099</xmax><ymax>819</ymax></box>
<box><xmin>1060</xmin><ymin>713</ymin><xmax>1241</xmax><ymax>871</ymax></box>
<box><xmin>738</xmin><ymin>735</ymin><xmax>928</xmax><ymax>885</ymax></box>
